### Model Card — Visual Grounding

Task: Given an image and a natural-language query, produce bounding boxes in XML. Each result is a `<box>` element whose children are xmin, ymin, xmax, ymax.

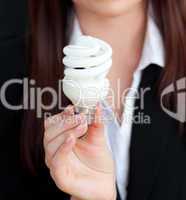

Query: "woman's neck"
<box><xmin>74</xmin><ymin>2</ymin><xmax>147</xmax><ymax>69</ymax></box>
<box><xmin>74</xmin><ymin>2</ymin><xmax>148</xmax><ymax>119</ymax></box>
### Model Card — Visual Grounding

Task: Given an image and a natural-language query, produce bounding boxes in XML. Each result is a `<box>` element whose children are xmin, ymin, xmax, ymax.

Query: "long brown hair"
<box><xmin>21</xmin><ymin>0</ymin><xmax>186</xmax><ymax>173</ymax></box>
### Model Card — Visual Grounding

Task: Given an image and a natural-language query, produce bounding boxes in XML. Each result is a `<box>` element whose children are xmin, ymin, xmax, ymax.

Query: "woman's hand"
<box><xmin>44</xmin><ymin>104</ymin><xmax>116</xmax><ymax>200</ymax></box>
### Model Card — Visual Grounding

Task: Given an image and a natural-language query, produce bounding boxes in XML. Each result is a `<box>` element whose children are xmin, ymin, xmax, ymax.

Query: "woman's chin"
<box><xmin>75</xmin><ymin>0</ymin><xmax>145</xmax><ymax>18</ymax></box>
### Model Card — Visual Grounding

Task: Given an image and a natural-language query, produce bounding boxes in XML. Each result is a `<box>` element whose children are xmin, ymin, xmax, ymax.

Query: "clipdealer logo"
<box><xmin>0</xmin><ymin>78</ymin><xmax>65</xmax><ymax>118</ymax></box>
<box><xmin>161</xmin><ymin>77</ymin><xmax>186</xmax><ymax>123</ymax></box>
<box><xmin>0</xmin><ymin>77</ymin><xmax>185</xmax><ymax>123</ymax></box>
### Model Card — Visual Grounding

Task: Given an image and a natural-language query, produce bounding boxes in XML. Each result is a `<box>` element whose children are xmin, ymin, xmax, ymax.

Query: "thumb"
<box><xmin>85</xmin><ymin>103</ymin><xmax>106</xmax><ymax>146</ymax></box>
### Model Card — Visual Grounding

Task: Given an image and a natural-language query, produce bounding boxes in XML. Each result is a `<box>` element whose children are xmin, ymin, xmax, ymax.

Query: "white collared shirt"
<box><xmin>69</xmin><ymin>11</ymin><xmax>165</xmax><ymax>200</ymax></box>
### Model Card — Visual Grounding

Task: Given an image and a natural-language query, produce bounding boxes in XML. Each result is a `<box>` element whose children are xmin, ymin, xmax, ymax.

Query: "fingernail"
<box><xmin>64</xmin><ymin>105</ymin><xmax>74</xmax><ymax>114</ymax></box>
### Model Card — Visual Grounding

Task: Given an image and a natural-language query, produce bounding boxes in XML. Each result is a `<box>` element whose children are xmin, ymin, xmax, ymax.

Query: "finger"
<box><xmin>44</xmin><ymin>105</ymin><xmax>74</xmax><ymax>129</ymax></box>
<box><xmin>44</xmin><ymin>113</ymin><xmax>86</xmax><ymax>143</ymax></box>
<box><xmin>85</xmin><ymin>103</ymin><xmax>106</xmax><ymax>146</ymax></box>
<box><xmin>44</xmin><ymin>121</ymin><xmax>88</xmax><ymax>163</ymax></box>
<box><xmin>62</xmin><ymin>105</ymin><xmax>75</xmax><ymax>117</ymax></box>
<box><xmin>93</xmin><ymin>103</ymin><xmax>103</xmax><ymax>127</ymax></box>
<box><xmin>51</xmin><ymin>134</ymin><xmax>76</xmax><ymax>167</ymax></box>
<box><xmin>44</xmin><ymin>113</ymin><xmax>63</xmax><ymax>130</ymax></box>
<box><xmin>45</xmin><ymin>133</ymin><xmax>73</xmax><ymax>168</ymax></box>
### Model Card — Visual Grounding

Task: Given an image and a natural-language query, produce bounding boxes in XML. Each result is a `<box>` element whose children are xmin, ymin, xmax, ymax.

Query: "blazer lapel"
<box><xmin>126</xmin><ymin>64</ymin><xmax>176</xmax><ymax>200</ymax></box>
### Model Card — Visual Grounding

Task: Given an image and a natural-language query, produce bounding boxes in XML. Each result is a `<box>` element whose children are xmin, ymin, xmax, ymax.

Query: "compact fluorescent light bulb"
<box><xmin>62</xmin><ymin>36</ymin><xmax>112</xmax><ymax>122</ymax></box>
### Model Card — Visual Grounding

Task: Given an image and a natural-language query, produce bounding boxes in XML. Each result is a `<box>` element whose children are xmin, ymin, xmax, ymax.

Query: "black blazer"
<box><xmin>0</xmin><ymin>1</ymin><xmax>186</xmax><ymax>199</ymax></box>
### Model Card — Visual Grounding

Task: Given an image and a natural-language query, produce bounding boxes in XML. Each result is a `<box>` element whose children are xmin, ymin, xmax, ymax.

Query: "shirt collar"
<box><xmin>137</xmin><ymin>14</ymin><xmax>165</xmax><ymax>71</ymax></box>
<box><xmin>69</xmin><ymin>16</ymin><xmax>82</xmax><ymax>45</ymax></box>
<box><xmin>69</xmin><ymin>12</ymin><xmax>165</xmax><ymax>71</ymax></box>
